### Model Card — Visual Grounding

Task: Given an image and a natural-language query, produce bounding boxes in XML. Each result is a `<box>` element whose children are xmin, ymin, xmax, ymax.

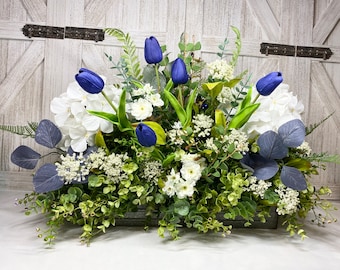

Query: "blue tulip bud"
<box><xmin>136</xmin><ymin>123</ymin><xmax>157</xmax><ymax>147</ymax></box>
<box><xmin>256</xmin><ymin>72</ymin><xmax>283</xmax><ymax>96</ymax></box>
<box><xmin>171</xmin><ymin>58</ymin><xmax>189</xmax><ymax>84</ymax></box>
<box><xmin>75</xmin><ymin>68</ymin><xmax>104</xmax><ymax>94</ymax></box>
<box><xmin>144</xmin><ymin>36</ymin><xmax>163</xmax><ymax>64</ymax></box>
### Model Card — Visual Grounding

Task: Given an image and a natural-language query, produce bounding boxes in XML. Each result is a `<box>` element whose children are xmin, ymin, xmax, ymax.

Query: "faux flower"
<box><xmin>144</xmin><ymin>36</ymin><xmax>163</xmax><ymax>64</ymax></box>
<box><xmin>75</xmin><ymin>68</ymin><xmax>104</xmax><ymax>94</ymax></box>
<box><xmin>130</xmin><ymin>98</ymin><xmax>153</xmax><ymax>120</ymax></box>
<box><xmin>171</xmin><ymin>58</ymin><xmax>189</xmax><ymax>84</ymax></box>
<box><xmin>136</xmin><ymin>123</ymin><xmax>157</xmax><ymax>147</ymax></box>
<box><xmin>256</xmin><ymin>71</ymin><xmax>283</xmax><ymax>96</ymax></box>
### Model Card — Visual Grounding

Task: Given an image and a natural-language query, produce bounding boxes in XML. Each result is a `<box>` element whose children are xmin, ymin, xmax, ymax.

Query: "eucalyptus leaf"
<box><xmin>241</xmin><ymin>153</ymin><xmax>279</xmax><ymax>180</ymax></box>
<box><xmin>280</xmin><ymin>165</ymin><xmax>307</xmax><ymax>191</ymax></box>
<box><xmin>11</xmin><ymin>145</ymin><xmax>41</xmax><ymax>169</ymax></box>
<box><xmin>35</xmin><ymin>119</ymin><xmax>62</xmax><ymax>148</ymax></box>
<box><xmin>258</xmin><ymin>131</ymin><xmax>288</xmax><ymax>160</ymax></box>
<box><xmin>33</xmin><ymin>164</ymin><xmax>64</xmax><ymax>193</ymax></box>
<box><xmin>278</xmin><ymin>119</ymin><xmax>306</xmax><ymax>148</ymax></box>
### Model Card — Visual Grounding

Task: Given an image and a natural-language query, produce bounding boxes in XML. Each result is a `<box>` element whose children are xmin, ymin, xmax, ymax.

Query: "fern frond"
<box><xmin>0</xmin><ymin>122</ymin><xmax>38</xmax><ymax>138</ymax></box>
<box><xmin>104</xmin><ymin>28</ymin><xmax>142</xmax><ymax>80</ymax></box>
<box><xmin>306</xmin><ymin>153</ymin><xmax>340</xmax><ymax>164</ymax></box>
<box><xmin>229</xmin><ymin>26</ymin><xmax>242</xmax><ymax>68</ymax></box>
<box><xmin>306</xmin><ymin>112</ymin><xmax>334</xmax><ymax>135</ymax></box>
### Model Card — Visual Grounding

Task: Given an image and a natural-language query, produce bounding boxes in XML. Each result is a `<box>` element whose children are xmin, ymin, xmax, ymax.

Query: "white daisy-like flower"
<box><xmin>175</xmin><ymin>179</ymin><xmax>195</xmax><ymax>199</ymax></box>
<box><xmin>130</xmin><ymin>98</ymin><xmax>153</xmax><ymax>120</ymax></box>
<box><xmin>146</xmin><ymin>93</ymin><xmax>164</xmax><ymax>107</ymax></box>
<box><xmin>180</xmin><ymin>162</ymin><xmax>202</xmax><ymax>182</ymax></box>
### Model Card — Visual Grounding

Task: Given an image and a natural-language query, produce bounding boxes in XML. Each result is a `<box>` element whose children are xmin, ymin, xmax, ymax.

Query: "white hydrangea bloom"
<box><xmin>242</xmin><ymin>83</ymin><xmax>304</xmax><ymax>137</ymax></box>
<box><xmin>207</xmin><ymin>59</ymin><xmax>234</xmax><ymax>81</ymax></box>
<box><xmin>50</xmin><ymin>81</ymin><xmax>121</xmax><ymax>152</ymax></box>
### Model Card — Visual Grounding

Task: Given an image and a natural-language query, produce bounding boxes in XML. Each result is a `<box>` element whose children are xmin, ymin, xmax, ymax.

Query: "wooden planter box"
<box><xmin>115</xmin><ymin>207</ymin><xmax>278</xmax><ymax>229</ymax></box>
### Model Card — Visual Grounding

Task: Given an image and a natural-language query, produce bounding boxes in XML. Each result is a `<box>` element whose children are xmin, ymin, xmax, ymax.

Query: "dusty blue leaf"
<box><xmin>241</xmin><ymin>154</ymin><xmax>279</xmax><ymax>180</ymax></box>
<box><xmin>33</xmin><ymin>164</ymin><xmax>64</xmax><ymax>193</ymax></box>
<box><xmin>11</xmin><ymin>145</ymin><xmax>41</xmax><ymax>169</ymax></box>
<box><xmin>258</xmin><ymin>130</ymin><xmax>288</xmax><ymax>160</ymax></box>
<box><xmin>280</xmin><ymin>165</ymin><xmax>307</xmax><ymax>191</ymax></box>
<box><xmin>278</xmin><ymin>119</ymin><xmax>305</xmax><ymax>148</ymax></box>
<box><xmin>35</xmin><ymin>119</ymin><xmax>62</xmax><ymax>148</ymax></box>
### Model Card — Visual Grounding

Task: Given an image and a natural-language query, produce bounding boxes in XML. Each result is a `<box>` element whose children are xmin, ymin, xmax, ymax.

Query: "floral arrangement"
<box><xmin>3</xmin><ymin>27</ymin><xmax>338</xmax><ymax>245</ymax></box>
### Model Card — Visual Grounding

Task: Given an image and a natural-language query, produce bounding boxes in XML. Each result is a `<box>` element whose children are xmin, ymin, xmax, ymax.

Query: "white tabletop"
<box><xmin>1</xmin><ymin>189</ymin><xmax>339</xmax><ymax>270</ymax></box>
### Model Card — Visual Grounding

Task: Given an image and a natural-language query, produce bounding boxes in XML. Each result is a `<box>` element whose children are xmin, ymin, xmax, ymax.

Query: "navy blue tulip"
<box><xmin>75</xmin><ymin>68</ymin><xmax>104</xmax><ymax>94</ymax></box>
<box><xmin>144</xmin><ymin>36</ymin><xmax>163</xmax><ymax>64</ymax></box>
<box><xmin>171</xmin><ymin>58</ymin><xmax>189</xmax><ymax>84</ymax></box>
<box><xmin>256</xmin><ymin>72</ymin><xmax>283</xmax><ymax>96</ymax></box>
<box><xmin>136</xmin><ymin>123</ymin><xmax>157</xmax><ymax>147</ymax></box>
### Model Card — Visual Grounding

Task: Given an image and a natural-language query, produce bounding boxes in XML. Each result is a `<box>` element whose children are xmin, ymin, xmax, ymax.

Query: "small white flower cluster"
<box><xmin>99</xmin><ymin>152</ymin><xmax>130</xmax><ymax>183</ymax></box>
<box><xmin>221</xmin><ymin>129</ymin><xmax>249</xmax><ymax>153</ymax></box>
<box><xmin>55</xmin><ymin>153</ymin><xmax>89</xmax><ymax>184</ymax></box>
<box><xmin>50</xmin><ymin>81</ymin><xmax>121</xmax><ymax>152</ymax></box>
<box><xmin>242</xmin><ymin>83</ymin><xmax>304</xmax><ymax>137</ymax></box>
<box><xmin>206</xmin><ymin>59</ymin><xmax>234</xmax><ymax>81</ymax></box>
<box><xmin>217</xmin><ymin>87</ymin><xmax>234</xmax><ymax>104</ymax></box>
<box><xmin>140</xmin><ymin>160</ymin><xmax>163</xmax><ymax>184</ymax></box>
<box><xmin>296</xmin><ymin>141</ymin><xmax>312</xmax><ymax>156</ymax></box>
<box><xmin>244</xmin><ymin>176</ymin><xmax>272</xmax><ymax>199</ymax></box>
<box><xmin>192</xmin><ymin>114</ymin><xmax>214</xmax><ymax>137</ymax></box>
<box><xmin>162</xmin><ymin>153</ymin><xmax>206</xmax><ymax>199</ymax></box>
<box><xmin>56</xmin><ymin>148</ymin><xmax>131</xmax><ymax>184</ymax></box>
<box><xmin>128</xmin><ymin>83</ymin><xmax>164</xmax><ymax>120</ymax></box>
<box><xmin>167</xmin><ymin>121</ymin><xmax>188</xmax><ymax>146</ymax></box>
<box><xmin>275</xmin><ymin>185</ymin><xmax>300</xmax><ymax>215</ymax></box>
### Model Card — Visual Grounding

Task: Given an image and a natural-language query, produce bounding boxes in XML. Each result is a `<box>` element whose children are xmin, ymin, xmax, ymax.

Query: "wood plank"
<box><xmin>0</xmin><ymin>40</ymin><xmax>44</xmax><ymax>113</ymax></box>
<box><xmin>0</xmin><ymin>21</ymin><xmax>35</xmax><ymax>40</ymax></box>
<box><xmin>311</xmin><ymin>61</ymin><xmax>340</xmax><ymax>128</ymax></box>
<box><xmin>84</xmin><ymin>0</ymin><xmax>114</xmax><ymax>26</ymax></box>
<box><xmin>313</xmin><ymin>0</ymin><xmax>340</xmax><ymax>44</ymax></box>
<box><xmin>245</xmin><ymin>0</ymin><xmax>280</xmax><ymax>41</ymax></box>
<box><xmin>21</xmin><ymin>0</ymin><xmax>47</xmax><ymax>23</ymax></box>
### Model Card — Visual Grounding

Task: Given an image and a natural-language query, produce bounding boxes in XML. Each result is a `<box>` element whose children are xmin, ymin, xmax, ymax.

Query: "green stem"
<box><xmin>252</xmin><ymin>93</ymin><xmax>260</xmax><ymax>104</ymax></box>
<box><xmin>177</xmin><ymin>85</ymin><xmax>184</xmax><ymax>107</ymax></box>
<box><xmin>154</xmin><ymin>64</ymin><xmax>161</xmax><ymax>92</ymax></box>
<box><xmin>101</xmin><ymin>91</ymin><xmax>117</xmax><ymax>113</ymax></box>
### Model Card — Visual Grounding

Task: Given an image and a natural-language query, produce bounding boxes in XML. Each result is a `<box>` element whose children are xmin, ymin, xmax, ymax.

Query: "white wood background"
<box><xmin>0</xmin><ymin>0</ymin><xmax>339</xmax><ymax>199</ymax></box>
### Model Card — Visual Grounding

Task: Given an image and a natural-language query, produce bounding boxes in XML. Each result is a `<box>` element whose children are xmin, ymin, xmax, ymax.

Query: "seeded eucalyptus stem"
<box><xmin>101</xmin><ymin>91</ymin><xmax>117</xmax><ymax>113</ymax></box>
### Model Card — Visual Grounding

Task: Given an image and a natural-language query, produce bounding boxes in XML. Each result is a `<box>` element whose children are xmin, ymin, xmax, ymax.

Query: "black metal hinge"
<box><xmin>22</xmin><ymin>24</ymin><xmax>105</xmax><ymax>42</ymax></box>
<box><xmin>260</xmin><ymin>42</ymin><xmax>332</xmax><ymax>60</ymax></box>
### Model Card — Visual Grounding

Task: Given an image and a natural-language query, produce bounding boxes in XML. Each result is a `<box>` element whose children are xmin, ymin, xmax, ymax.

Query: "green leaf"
<box><xmin>88</xmin><ymin>110</ymin><xmax>118</xmax><ymax>125</ymax></box>
<box><xmin>117</xmin><ymin>89</ymin><xmax>133</xmax><ymax>132</ymax></box>
<box><xmin>228</xmin><ymin>103</ymin><xmax>260</xmax><ymax>129</ymax></box>
<box><xmin>163</xmin><ymin>82</ymin><xmax>186</xmax><ymax>125</ymax></box>
<box><xmin>184</xmin><ymin>88</ymin><xmax>198</xmax><ymax>127</ymax></box>
<box><xmin>174</xmin><ymin>199</ymin><xmax>190</xmax><ymax>216</ymax></box>
<box><xmin>229</xmin><ymin>26</ymin><xmax>242</xmax><ymax>67</ymax></box>
<box><xmin>94</xmin><ymin>130</ymin><xmax>109</xmax><ymax>154</ymax></box>
<box><xmin>202</xmin><ymin>82</ymin><xmax>224</xmax><ymax>100</ymax></box>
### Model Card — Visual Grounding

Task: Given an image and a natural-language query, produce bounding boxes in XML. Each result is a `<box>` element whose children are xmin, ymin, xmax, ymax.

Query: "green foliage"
<box><xmin>0</xmin><ymin>122</ymin><xmax>38</xmax><ymax>138</ymax></box>
<box><xmin>105</xmin><ymin>28</ymin><xmax>142</xmax><ymax>80</ymax></box>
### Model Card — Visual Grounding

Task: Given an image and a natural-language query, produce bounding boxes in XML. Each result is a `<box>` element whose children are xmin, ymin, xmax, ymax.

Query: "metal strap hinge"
<box><xmin>260</xmin><ymin>42</ymin><xmax>332</xmax><ymax>60</ymax></box>
<box><xmin>22</xmin><ymin>24</ymin><xmax>105</xmax><ymax>42</ymax></box>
